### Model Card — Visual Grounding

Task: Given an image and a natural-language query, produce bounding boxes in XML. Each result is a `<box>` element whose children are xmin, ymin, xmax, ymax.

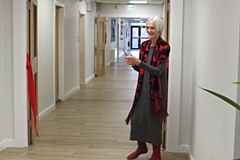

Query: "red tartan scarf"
<box><xmin>125</xmin><ymin>36</ymin><xmax>170</xmax><ymax>124</ymax></box>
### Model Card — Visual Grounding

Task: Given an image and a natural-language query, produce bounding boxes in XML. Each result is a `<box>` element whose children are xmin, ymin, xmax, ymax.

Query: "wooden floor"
<box><xmin>0</xmin><ymin>52</ymin><xmax>189</xmax><ymax>160</ymax></box>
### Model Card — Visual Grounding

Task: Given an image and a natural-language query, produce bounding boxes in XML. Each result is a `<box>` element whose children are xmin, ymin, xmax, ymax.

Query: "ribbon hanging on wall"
<box><xmin>26</xmin><ymin>53</ymin><xmax>39</xmax><ymax>137</ymax></box>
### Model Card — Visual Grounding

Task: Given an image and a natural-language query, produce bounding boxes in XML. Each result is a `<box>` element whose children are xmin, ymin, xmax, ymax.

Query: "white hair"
<box><xmin>146</xmin><ymin>16</ymin><xmax>165</xmax><ymax>35</ymax></box>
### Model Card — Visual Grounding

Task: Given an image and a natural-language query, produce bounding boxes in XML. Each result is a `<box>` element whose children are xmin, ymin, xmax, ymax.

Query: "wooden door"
<box><xmin>95</xmin><ymin>17</ymin><xmax>106</xmax><ymax>77</ymax></box>
<box><xmin>27</xmin><ymin>0</ymin><xmax>38</xmax><ymax>144</ymax></box>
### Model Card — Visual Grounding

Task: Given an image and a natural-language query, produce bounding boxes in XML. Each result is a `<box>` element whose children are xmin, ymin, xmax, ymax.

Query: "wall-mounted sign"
<box><xmin>126</xmin><ymin>5</ymin><xmax>135</xmax><ymax>10</ymax></box>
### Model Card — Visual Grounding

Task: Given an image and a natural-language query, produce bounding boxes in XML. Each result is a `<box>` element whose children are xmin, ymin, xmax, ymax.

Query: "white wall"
<box><xmin>0</xmin><ymin>0</ymin><xmax>14</xmax><ymax>148</ymax></box>
<box><xmin>0</xmin><ymin>0</ymin><xmax>5</xmax><ymax>147</ymax></box>
<box><xmin>63</xmin><ymin>0</ymin><xmax>81</xmax><ymax>96</ymax></box>
<box><xmin>63</xmin><ymin>0</ymin><xmax>96</xmax><ymax>89</ymax></box>
<box><xmin>85</xmin><ymin>4</ymin><xmax>96</xmax><ymax>80</ymax></box>
<box><xmin>180</xmin><ymin>0</ymin><xmax>240</xmax><ymax>159</ymax></box>
<box><xmin>37</xmin><ymin>0</ymin><xmax>96</xmax><ymax>116</ymax></box>
<box><xmin>38</xmin><ymin>0</ymin><xmax>55</xmax><ymax>116</ymax></box>
<box><xmin>234</xmin><ymin>109</ymin><xmax>240</xmax><ymax>158</ymax></box>
<box><xmin>27</xmin><ymin>0</ymin><xmax>98</xmax><ymax>128</ymax></box>
<box><xmin>191</xmin><ymin>0</ymin><xmax>240</xmax><ymax>159</ymax></box>
<box><xmin>166</xmin><ymin>0</ymin><xmax>184</xmax><ymax>152</ymax></box>
<box><xmin>12</xmin><ymin>0</ymin><xmax>28</xmax><ymax>147</ymax></box>
<box><xmin>3</xmin><ymin>0</ymin><xmax>14</xmax><ymax>140</ymax></box>
<box><xmin>99</xmin><ymin>4</ymin><xmax>163</xmax><ymax>18</ymax></box>
<box><xmin>167</xmin><ymin>0</ymin><xmax>240</xmax><ymax>159</ymax></box>
<box><xmin>0</xmin><ymin>0</ymin><xmax>28</xmax><ymax>150</ymax></box>
<box><xmin>235</xmin><ymin>31</ymin><xmax>240</xmax><ymax>158</ymax></box>
<box><xmin>180</xmin><ymin>0</ymin><xmax>193</xmax><ymax>148</ymax></box>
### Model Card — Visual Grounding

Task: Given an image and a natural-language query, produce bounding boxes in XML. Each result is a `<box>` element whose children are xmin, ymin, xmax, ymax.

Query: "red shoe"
<box><xmin>149</xmin><ymin>145</ymin><xmax>161</xmax><ymax>160</ymax></box>
<box><xmin>127</xmin><ymin>141</ymin><xmax>148</xmax><ymax>159</ymax></box>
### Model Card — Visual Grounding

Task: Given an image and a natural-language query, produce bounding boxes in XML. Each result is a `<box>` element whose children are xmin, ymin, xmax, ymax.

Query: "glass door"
<box><xmin>131</xmin><ymin>26</ymin><xmax>148</xmax><ymax>49</ymax></box>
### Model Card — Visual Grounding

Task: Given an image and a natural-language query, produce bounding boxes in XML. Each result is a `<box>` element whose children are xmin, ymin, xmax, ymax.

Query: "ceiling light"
<box><xmin>129</xmin><ymin>1</ymin><xmax>147</xmax><ymax>3</ymax></box>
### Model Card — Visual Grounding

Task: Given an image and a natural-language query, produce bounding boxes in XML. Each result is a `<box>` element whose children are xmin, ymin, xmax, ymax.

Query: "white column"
<box><xmin>0</xmin><ymin>0</ymin><xmax>5</xmax><ymax>150</ymax></box>
<box><xmin>166</xmin><ymin>0</ymin><xmax>183</xmax><ymax>152</ymax></box>
<box><xmin>13</xmin><ymin>0</ymin><xmax>28</xmax><ymax>147</ymax></box>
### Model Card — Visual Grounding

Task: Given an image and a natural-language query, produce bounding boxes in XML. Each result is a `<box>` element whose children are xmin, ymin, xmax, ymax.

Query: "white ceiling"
<box><xmin>93</xmin><ymin>0</ymin><xmax>165</xmax><ymax>4</ymax></box>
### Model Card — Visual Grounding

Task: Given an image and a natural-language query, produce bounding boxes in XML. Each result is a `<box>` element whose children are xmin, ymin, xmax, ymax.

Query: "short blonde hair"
<box><xmin>146</xmin><ymin>16</ymin><xmax>165</xmax><ymax>35</ymax></box>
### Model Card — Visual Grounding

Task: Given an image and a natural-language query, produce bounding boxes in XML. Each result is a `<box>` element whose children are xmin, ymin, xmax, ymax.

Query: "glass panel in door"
<box><xmin>140</xmin><ymin>27</ymin><xmax>149</xmax><ymax>44</ymax></box>
<box><xmin>132</xmin><ymin>38</ymin><xmax>139</xmax><ymax>49</ymax></box>
<box><xmin>99</xmin><ymin>49</ymin><xmax>104</xmax><ymax>69</ymax></box>
<box><xmin>99</xmin><ymin>21</ymin><xmax>104</xmax><ymax>44</ymax></box>
<box><xmin>131</xmin><ymin>26</ymin><xmax>149</xmax><ymax>49</ymax></box>
<box><xmin>131</xmin><ymin>26</ymin><xmax>139</xmax><ymax>49</ymax></box>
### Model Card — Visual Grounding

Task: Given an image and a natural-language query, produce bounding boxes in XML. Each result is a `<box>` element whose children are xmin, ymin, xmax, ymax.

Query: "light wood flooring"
<box><xmin>0</xmin><ymin>52</ymin><xmax>189</xmax><ymax>160</ymax></box>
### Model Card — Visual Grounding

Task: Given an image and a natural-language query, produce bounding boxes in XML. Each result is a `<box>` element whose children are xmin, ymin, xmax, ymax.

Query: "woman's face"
<box><xmin>146</xmin><ymin>20</ymin><xmax>159</xmax><ymax>40</ymax></box>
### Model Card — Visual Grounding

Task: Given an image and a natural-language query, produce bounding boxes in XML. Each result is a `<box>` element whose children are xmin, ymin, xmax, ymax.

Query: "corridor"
<box><xmin>0</xmin><ymin>53</ymin><xmax>188</xmax><ymax>160</ymax></box>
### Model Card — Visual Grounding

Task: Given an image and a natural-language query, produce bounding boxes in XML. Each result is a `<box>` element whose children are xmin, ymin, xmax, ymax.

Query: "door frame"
<box><xmin>162</xmin><ymin>0</ymin><xmax>170</xmax><ymax>150</ymax></box>
<box><xmin>79</xmin><ymin>14</ymin><xmax>86</xmax><ymax>85</ymax></box>
<box><xmin>117</xmin><ymin>20</ymin><xmax>120</xmax><ymax>61</ymax></box>
<box><xmin>28</xmin><ymin>0</ymin><xmax>39</xmax><ymax>144</ymax></box>
<box><xmin>54</xmin><ymin>1</ymin><xmax>65</xmax><ymax>101</ymax></box>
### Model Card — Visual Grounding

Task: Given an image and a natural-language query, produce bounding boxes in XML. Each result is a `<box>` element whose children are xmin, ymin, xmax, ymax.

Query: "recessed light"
<box><xmin>129</xmin><ymin>1</ymin><xmax>147</xmax><ymax>4</ymax></box>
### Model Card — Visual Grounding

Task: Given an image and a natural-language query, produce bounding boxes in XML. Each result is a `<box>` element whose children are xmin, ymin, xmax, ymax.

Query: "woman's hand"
<box><xmin>124</xmin><ymin>55</ymin><xmax>141</xmax><ymax>66</ymax></box>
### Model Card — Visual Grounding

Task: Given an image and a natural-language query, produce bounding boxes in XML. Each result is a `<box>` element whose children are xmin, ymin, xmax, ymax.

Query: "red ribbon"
<box><xmin>26</xmin><ymin>53</ymin><xmax>39</xmax><ymax>137</ymax></box>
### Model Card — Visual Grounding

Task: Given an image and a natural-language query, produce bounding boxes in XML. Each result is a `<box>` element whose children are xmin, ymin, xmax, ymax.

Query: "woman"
<box><xmin>124</xmin><ymin>17</ymin><xmax>170</xmax><ymax>160</ymax></box>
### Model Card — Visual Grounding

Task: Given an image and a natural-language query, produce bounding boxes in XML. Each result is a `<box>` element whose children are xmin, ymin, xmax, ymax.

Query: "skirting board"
<box><xmin>39</xmin><ymin>86</ymin><xmax>81</xmax><ymax>121</ymax></box>
<box><xmin>0</xmin><ymin>140</ymin><xmax>7</xmax><ymax>151</ymax></box>
<box><xmin>64</xmin><ymin>86</ymin><xmax>80</xmax><ymax>100</ymax></box>
<box><xmin>166</xmin><ymin>145</ymin><xmax>191</xmax><ymax>160</ymax></box>
<box><xmin>39</xmin><ymin>103</ymin><xmax>56</xmax><ymax>120</ymax></box>
<box><xmin>178</xmin><ymin>144</ymin><xmax>188</xmax><ymax>153</ymax></box>
<box><xmin>188</xmin><ymin>153</ymin><xmax>193</xmax><ymax>160</ymax></box>
<box><xmin>86</xmin><ymin>74</ymin><xmax>95</xmax><ymax>84</ymax></box>
<box><xmin>0</xmin><ymin>139</ymin><xmax>14</xmax><ymax>152</ymax></box>
<box><xmin>186</xmin><ymin>145</ymin><xmax>193</xmax><ymax>160</ymax></box>
<box><xmin>80</xmin><ymin>74</ymin><xmax>95</xmax><ymax>85</ymax></box>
